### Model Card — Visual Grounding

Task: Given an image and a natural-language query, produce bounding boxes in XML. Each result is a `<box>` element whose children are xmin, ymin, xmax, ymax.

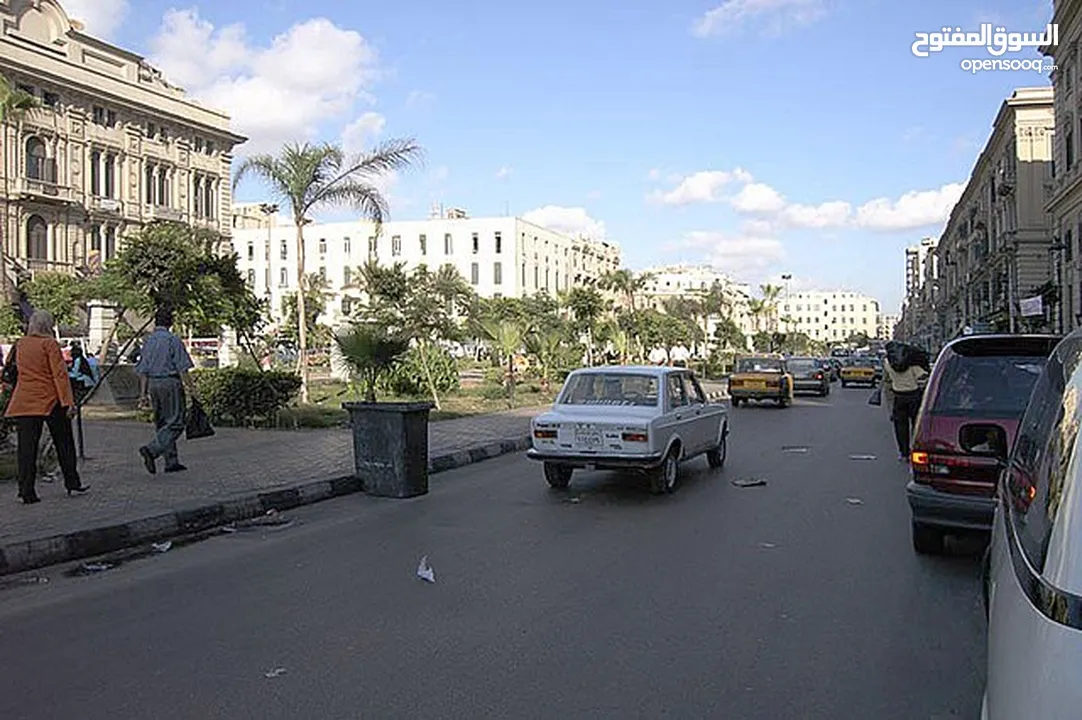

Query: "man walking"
<box><xmin>135</xmin><ymin>307</ymin><xmax>197</xmax><ymax>474</ymax></box>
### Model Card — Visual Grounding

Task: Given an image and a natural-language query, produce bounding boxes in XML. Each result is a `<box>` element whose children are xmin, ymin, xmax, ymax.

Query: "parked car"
<box><xmin>728</xmin><ymin>355</ymin><xmax>794</xmax><ymax>407</ymax></box>
<box><xmin>819</xmin><ymin>358</ymin><xmax>839</xmax><ymax>382</ymax></box>
<box><xmin>526</xmin><ymin>366</ymin><xmax>729</xmax><ymax>494</ymax></box>
<box><xmin>839</xmin><ymin>357</ymin><xmax>877</xmax><ymax>387</ymax></box>
<box><xmin>786</xmin><ymin>356</ymin><xmax>830</xmax><ymax>396</ymax></box>
<box><xmin>982</xmin><ymin>331</ymin><xmax>1082</xmax><ymax>719</ymax></box>
<box><xmin>907</xmin><ymin>333</ymin><xmax>1060</xmax><ymax>554</ymax></box>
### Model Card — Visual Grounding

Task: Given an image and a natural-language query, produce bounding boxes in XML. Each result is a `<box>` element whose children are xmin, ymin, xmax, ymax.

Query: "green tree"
<box><xmin>1</xmin><ymin>75</ymin><xmax>39</xmax><ymax>304</ymax></box>
<box><xmin>479</xmin><ymin>318</ymin><xmax>525</xmax><ymax>407</ymax></box>
<box><xmin>22</xmin><ymin>272</ymin><xmax>84</xmax><ymax>329</ymax></box>
<box><xmin>334</xmin><ymin>323</ymin><xmax>409</xmax><ymax>403</ymax></box>
<box><xmin>713</xmin><ymin>317</ymin><xmax>745</xmax><ymax>351</ymax></box>
<box><xmin>233</xmin><ymin>138</ymin><xmax>423</xmax><ymax>403</ymax></box>
<box><xmin>281</xmin><ymin>273</ymin><xmax>332</xmax><ymax>351</ymax></box>
<box><xmin>562</xmin><ymin>286</ymin><xmax>608</xmax><ymax>365</ymax></box>
<box><xmin>759</xmin><ymin>283</ymin><xmax>783</xmax><ymax>333</ymax></box>
<box><xmin>599</xmin><ymin>268</ymin><xmax>654</xmax><ymax>311</ymax></box>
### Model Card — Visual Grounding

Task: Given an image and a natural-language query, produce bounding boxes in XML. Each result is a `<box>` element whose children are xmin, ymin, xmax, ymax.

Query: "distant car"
<box><xmin>728</xmin><ymin>356</ymin><xmax>794</xmax><ymax>407</ymax></box>
<box><xmin>839</xmin><ymin>357</ymin><xmax>877</xmax><ymax>387</ymax></box>
<box><xmin>818</xmin><ymin>358</ymin><xmax>839</xmax><ymax>382</ymax></box>
<box><xmin>871</xmin><ymin>358</ymin><xmax>883</xmax><ymax>382</ymax></box>
<box><xmin>907</xmin><ymin>334</ymin><xmax>1060</xmax><ymax>555</ymax></box>
<box><xmin>786</xmin><ymin>356</ymin><xmax>830</xmax><ymax>396</ymax></box>
<box><xmin>982</xmin><ymin>332</ymin><xmax>1082</xmax><ymax>719</ymax></box>
<box><xmin>526</xmin><ymin>366</ymin><xmax>729</xmax><ymax>495</ymax></box>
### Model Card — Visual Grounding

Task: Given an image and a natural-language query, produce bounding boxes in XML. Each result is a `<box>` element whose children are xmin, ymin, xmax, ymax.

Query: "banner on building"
<box><xmin>1019</xmin><ymin>296</ymin><xmax>1044</xmax><ymax>317</ymax></box>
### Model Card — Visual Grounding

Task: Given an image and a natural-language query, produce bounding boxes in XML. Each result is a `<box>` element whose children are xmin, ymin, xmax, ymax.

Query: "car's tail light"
<box><xmin>533</xmin><ymin>429</ymin><xmax>557</xmax><ymax>439</ymax></box>
<box><xmin>622</xmin><ymin>432</ymin><xmax>648</xmax><ymax>442</ymax></box>
<box><xmin>815</xmin><ymin>372</ymin><xmax>823</xmax><ymax>380</ymax></box>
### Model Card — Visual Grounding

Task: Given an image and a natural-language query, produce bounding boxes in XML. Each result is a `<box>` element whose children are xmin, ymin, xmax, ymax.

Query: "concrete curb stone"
<box><xmin>0</xmin><ymin>434</ymin><xmax>532</xmax><ymax>577</ymax></box>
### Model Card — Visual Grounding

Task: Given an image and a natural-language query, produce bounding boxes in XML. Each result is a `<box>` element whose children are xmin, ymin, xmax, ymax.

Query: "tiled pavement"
<box><xmin>0</xmin><ymin>407</ymin><xmax>541</xmax><ymax>573</ymax></box>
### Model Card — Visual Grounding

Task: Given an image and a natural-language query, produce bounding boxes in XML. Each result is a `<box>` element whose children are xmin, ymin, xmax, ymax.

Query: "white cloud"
<box><xmin>522</xmin><ymin>206</ymin><xmax>606</xmax><ymax>239</ymax></box>
<box><xmin>854</xmin><ymin>183</ymin><xmax>965</xmax><ymax>231</ymax></box>
<box><xmin>692</xmin><ymin>0</ymin><xmax>826</xmax><ymax>38</ymax></box>
<box><xmin>62</xmin><ymin>0</ymin><xmax>129</xmax><ymax>40</ymax></box>
<box><xmin>341</xmin><ymin>112</ymin><xmax>386</xmax><ymax>153</ymax></box>
<box><xmin>148</xmin><ymin>9</ymin><xmax>380</xmax><ymax>154</ymax></box>
<box><xmin>682</xmin><ymin>231</ymin><xmax>787</xmax><ymax>277</ymax></box>
<box><xmin>740</xmin><ymin>218</ymin><xmax>775</xmax><ymax>236</ymax></box>
<box><xmin>495</xmin><ymin>166</ymin><xmax>513</xmax><ymax>179</ymax></box>
<box><xmin>780</xmin><ymin>200</ymin><xmax>852</xmax><ymax>228</ymax></box>
<box><xmin>730</xmin><ymin>182</ymin><xmax>786</xmax><ymax>213</ymax></box>
<box><xmin>649</xmin><ymin>168</ymin><xmax>753</xmax><ymax>205</ymax></box>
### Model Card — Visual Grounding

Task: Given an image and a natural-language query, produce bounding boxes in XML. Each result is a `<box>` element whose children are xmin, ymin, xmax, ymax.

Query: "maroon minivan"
<box><xmin>907</xmin><ymin>334</ymin><xmax>1060</xmax><ymax>554</ymax></box>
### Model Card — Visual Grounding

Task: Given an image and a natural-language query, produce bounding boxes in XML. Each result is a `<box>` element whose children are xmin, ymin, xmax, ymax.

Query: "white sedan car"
<box><xmin>982</xmin><ymin>332</ymin><xmax>1082</xmax><ymax>719</ymax></box>
<box><xmin>526</xmin><ymin>365</ymin><xmax>729</xmax><ymax>494</ymax></box>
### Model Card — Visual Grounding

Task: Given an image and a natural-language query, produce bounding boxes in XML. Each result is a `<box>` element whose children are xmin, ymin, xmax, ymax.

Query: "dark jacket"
<box><xmin>885</xmin><ymin>342</ymin><xmax>931</xmax><ymax>374</ymax></box>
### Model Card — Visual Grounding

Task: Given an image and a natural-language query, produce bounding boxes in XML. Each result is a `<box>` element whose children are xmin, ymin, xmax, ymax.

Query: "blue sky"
<box><xmin>66</xmin><ymin>0</ymin><xmax>1056</xmax><ymax>313</ymax></box>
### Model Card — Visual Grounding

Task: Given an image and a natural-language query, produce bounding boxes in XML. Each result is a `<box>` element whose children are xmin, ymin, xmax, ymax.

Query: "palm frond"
<box><xmin>317</xmin><ymin>181</ymin><xmax>390</xmax><ymax>227</ymax></box>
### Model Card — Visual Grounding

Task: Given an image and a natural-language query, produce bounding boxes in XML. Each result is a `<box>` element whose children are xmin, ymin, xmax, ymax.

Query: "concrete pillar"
<box><xmin>87</xmin><ymin>300</ymin><xmax>119</xmax><ymax>356</ymax></box>
<box><xmin>218</xmin><ymin>328</ymin><xmax>240</xmax><ymax>368</ymax></box>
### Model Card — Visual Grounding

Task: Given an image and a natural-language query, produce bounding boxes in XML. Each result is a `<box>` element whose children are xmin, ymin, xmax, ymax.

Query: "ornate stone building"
<box><xmin>0</xmin><ymin>0</ymin><xmax>246</xmax><ymax>288</ymax></box>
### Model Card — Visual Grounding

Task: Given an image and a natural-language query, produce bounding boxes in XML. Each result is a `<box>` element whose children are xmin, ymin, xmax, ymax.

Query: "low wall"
<box><xmin>85</xmin><ymin>364</ymin><xmax>142</xmax><ymax>408</ymax></box>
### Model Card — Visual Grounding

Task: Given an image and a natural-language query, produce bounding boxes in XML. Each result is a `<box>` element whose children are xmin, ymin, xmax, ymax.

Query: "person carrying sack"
<box><xmin>883</xmin><ymin>341</ymin><xmax>930</xmax><ymax>462</ymax></box>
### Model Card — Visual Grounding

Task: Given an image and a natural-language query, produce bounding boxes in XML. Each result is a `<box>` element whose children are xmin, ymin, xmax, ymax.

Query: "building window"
<box><xmin>319</xmin><ymin>267</ymin><xmax>326</xmax><ymax>281</ymax></box>
<box><xmin>27</xmin><ymin>215</ymin><xmax>48</xmax><ymax>259</ymax></box>
<box><xmin>265</xmin><ymin>242</ymin><xmax>270</xmax><ymax>261</ymax></box>
<box><xmin>280</xmin><ymin>240</ymin><xmax>288</xmax><ymax>260</ymax></box>
<box><xmin>92</xmin><ymin>106</ymin><xmax>107</xmax><ymax>125</ymax></box>
<box><xmin>247</xmin><ymin>269</ymin><xmax>255</xmax><ymax>286</ymax></box>
<box><xmin>419</xmin><ymin>234</ymin><xmax>427</xmax><ymax>255</ymax></box>
<box><xmin>319</xmin><ymin>238</ymin><xmax>327</xmax><ymax>255</ymax></box>
<box><xmin>534</xmin><ymin>266</ymin><xmax>539</xmax><ymax>288</ymax></box>
<box><xmin>247</xmin><ymin>243</ymin><xmax>254</xmax><ymax>261</ymax></box>
<box><xmin>206</xmin><ymin>141</ymin><xmax>215</xmax><ymax>155</ymax></box>
<box><xmin>495</xmin><ymin>232</ymin><xmax>502</xmax><ymax>254</ymax></box>
<box><xmin>392</xmin><ymin>235</ymin><xmax>402</xmax><ymax>256</ymax></box>
<box><xmin>472</xmin><ymin>232</ymin><xmax>479</xmax><ymax>254</ymax></box>
<box><xmin>494</xmin><ymin>262</ymin><xmax>502</xmax><ymax>285</ymax></box>
<box><xmin>471</xmin><ymin>262</ymin><xmax>479</xmax><ymax>285</ymax></box>
<box><xmin>343</xmin><ymin>237</ymin><xmax>351</xmax><ymax>254</ymax></box>
<box><xmin>157</xmin><ymin>168</ymin><xmax>169</xmax><ymax>206</ymax></box>
<box><xmin>444</xmin><ymin>233</ymin><xmax>453</xmax><ymax>254</ymax></box>
<box><xmin>545</xmin><ymin>268</ymin><xmax>550</xmax><ymax>289</ymax></box>
<box><xmin>522</xmin><ymin>263</ymin><xmax>526</xmax><ymax>286</ymax></box>
<box><xmin>344</xmin><ymin>267</ymin><xmax>352</xmax><ymax>286</ymax></box>
<box><xmin>105</xmin><ymin>227</ymin><xmax>116</xmax><ymax>260</ymax></box>
<box><xmin>89</xmin><ymin>225</ymin><xmax>101</xmax><ymax>252</ymax></box>
<box><xmin>25</xmin><ymin>137</ymin><xmax>51</xmax><ymax>182</ymax></box>
<box><xmin>144</xmin><ymin>163</ymin><xmax>154</xmax><ymax>204</ymax></box>
<box><xmin>279</xmin><ymin>268</ymin><xmax>288</xmax><ymax>287</ymax></box>
<box><xmin>265</xmin><ymin>268</ymin><xmax>270</xmax><ymax>289</ymax></box>
<box><xmin>90</xmin><ymin>150</ymin><xmax>101</xmax><ymax>195</ymax></box>
<box><xmin>368</xmin><ymin>236</ymin><xmax>377</xmax><ymax>257</ymax></box>
<box><xmin>341</xmin><ymin>296</ymin><xmax>352</xmax><ymax>315</ymax></box>
<box><xmin>193</xmin><ymin>137</ymin><xmax>205</xmax><ymax>153</ymax></box>
<box><xmin>204</xmin><ymin>180</ymin><xmax>215</xmax><ymax>219</ymax></box>
<box><xmin>146</xmin><ymin>122</ymin><xmax>158</xmax><ymax>140</ymax></box>
<box><xmin>1068</xmin><ymin>125</ymin><xmax>1075</xmax><ymax>172</ymax></box>
<box><xmin>192</xmin><ymin>177</ymin><xmax>204</xmax><ymax>217</ymax></box>
<box><xmin>104</xmin><ymin>155</ymin><xmax>115</xmax><ymax>198</ymax></box>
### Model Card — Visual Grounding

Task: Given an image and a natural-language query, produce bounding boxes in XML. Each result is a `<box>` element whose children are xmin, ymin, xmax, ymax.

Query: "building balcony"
<box><xmin>150</xmin><ymin>205</ymin><xmax>184</xmax><ymax>222</ymax></box>
<box><xmin>13</xmin><ymin>176</ymin><xmax>76</xmax><ymax>204</ymax></box>
<box><xmin>23</xmin><ymin>259</ymin><xmax>77</xmax><ymax>278</ymax></box>
<box><xmin>90</xmin><ymin>196</ymin><xmax>123</xmax><ymax>214</ymax></box>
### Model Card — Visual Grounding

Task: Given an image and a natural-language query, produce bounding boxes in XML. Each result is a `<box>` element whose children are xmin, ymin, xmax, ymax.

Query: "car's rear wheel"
<box><xmin>543</xmin><ymin>462</ymin><xmax>573</xmax><ymax>490</ymax></box>
<box><xmin>841</xmin><ymin>381</ymin><xmax>848</xmax><ymax>388</ymax></box>
<box><xmin>650</xmin><ymin>449</ymin><xmax>679</xmax><ymax>494</ymax></box>
<box><xmin>707</xmin><ymin>429</ymin><xmax>727</xmax><ymax>469</ymax></box>
<box><xmin>778</xmin><ymin>393</ymin><xmax>790</xmax><ymax>408</ymax></box>
<box><xmin>732</xmin><ymin>398</ymin><xmax>741</xmax><ymax>407</ymax></box>
<box><xmin>912</xmin><ymin>522</ymin><xmax>946</xmax><ymax>555</ymax></box>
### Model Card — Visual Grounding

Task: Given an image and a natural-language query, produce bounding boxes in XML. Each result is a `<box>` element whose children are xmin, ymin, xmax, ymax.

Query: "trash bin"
<box><xmin>343</xmin><ymin>401</ymin><xmax>434</xmax><ymax>498</ymax></box>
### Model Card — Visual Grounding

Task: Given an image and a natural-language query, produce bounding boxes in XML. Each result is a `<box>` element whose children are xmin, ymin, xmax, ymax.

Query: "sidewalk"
<box><xmin>0</xmin><ymin>407</ymin><xmax>541</xmax><ymax>575</ymax></box>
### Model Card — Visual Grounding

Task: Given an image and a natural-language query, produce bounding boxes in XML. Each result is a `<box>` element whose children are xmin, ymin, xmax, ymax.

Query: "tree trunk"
<box><xmin>420</xmin><ymin>341</ymin><xmax>441</xmax><ymax>410</ymax></box>
<box><xmin>506</xmin><ymin>353</ymin><xmax>515</xmax><ymax>408</ymax></box>
<box><xmin>294</xmin><ymin>222</ymin><xmax>309</xmax><ymax>404</ymax></box>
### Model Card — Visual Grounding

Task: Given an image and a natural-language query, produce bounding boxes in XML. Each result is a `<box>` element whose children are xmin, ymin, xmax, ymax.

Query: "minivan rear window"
<box><xmin>929</xmin><ymin>355</ymin><xmax>1048</xmax><ymax>418</ymax></box>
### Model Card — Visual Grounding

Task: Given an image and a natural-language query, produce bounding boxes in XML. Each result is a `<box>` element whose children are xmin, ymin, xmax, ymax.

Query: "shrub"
<box><xmin>381</xmin><ymin>344</ymin><xmax>460</xmax><ymax>397</ymax></box>
<box><xmin>193</xmin><ymin>368</ymin><xmax>301</xmax><ymax>427</ymax></box>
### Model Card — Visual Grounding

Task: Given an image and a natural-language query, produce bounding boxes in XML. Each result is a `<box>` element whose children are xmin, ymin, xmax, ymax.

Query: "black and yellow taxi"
<box><xmin>728</xmin><ymin>355</ymin><xmax>793</xmax><ymax>408</ymax></box>
<box><xmin>839</xmin><ymin>356</ymin><xmax>878</xmax><ymax>388</ymax></box>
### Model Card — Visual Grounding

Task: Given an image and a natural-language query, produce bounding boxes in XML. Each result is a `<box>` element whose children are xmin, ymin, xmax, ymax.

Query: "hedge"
<box><xmin>192</xmin><ymin>368</ymin><xmax>301</xmax><ymax>427</ymax></box>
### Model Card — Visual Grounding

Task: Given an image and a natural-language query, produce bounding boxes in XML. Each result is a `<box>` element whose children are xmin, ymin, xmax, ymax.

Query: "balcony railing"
<box><xmin>91</xmin><ymin>197</ymin><xmax>122</xmax><ymax>213</ymax></box>
<box><xmin>25</xmin><ymin>259</ymin><xmax>76</xmax><ymax>278</ymax></box>
<box><xmin>14</xmin><ymin>176</ymin><xmax>75</xmax><ymax>203</ymax></box>
<box><xmin>151</xmin><ymin>206</ymin><xmax>184</xmax><ymax>222</ymax></box>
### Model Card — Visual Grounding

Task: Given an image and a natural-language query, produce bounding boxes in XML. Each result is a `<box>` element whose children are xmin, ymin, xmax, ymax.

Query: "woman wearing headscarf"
<box><xmin>5</xmin><ymin>310</ymin><xmax>89</xmax><ymax>503</ymax></box>
<box><xmin>883</xmin><ymin>341</ymin><xmax>931</xmax><ymax>462</ymax></box>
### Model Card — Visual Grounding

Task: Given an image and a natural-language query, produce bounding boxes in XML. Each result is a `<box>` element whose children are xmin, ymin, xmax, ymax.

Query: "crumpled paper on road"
<box><xmin>417</xmin><ymin>555</ymin><xmax>436</xmax><ymax>583</ymax></box>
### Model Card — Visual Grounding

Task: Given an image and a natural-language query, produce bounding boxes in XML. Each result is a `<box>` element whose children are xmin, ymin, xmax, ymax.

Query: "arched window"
<box><xmin>25</xmin><ymin>137</ymin><xmax>49</xmax><ymax>181</ymax></box>
<box><xmin>26</xmin><ymin>215</ymin><xmax>48</xmax><ymax>259</ymax></box>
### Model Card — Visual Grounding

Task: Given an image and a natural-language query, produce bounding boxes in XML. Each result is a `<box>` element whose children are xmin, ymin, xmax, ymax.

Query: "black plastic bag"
<box><xmin>868</xmin><ymin>387</ymin><xmax>882</xmax><ymax>406</ymax></box>
<box><xmin>185</xmin><ymin>398</ymin><xmax>215</xmax><ymax>440</ymax></box>
<box><xmin>2</xmin><ymin>341</ymin><xmax>17</xmax><ymax>387</ymax></box>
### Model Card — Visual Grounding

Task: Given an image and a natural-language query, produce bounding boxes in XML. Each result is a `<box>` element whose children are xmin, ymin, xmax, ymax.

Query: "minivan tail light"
<box><xmin>622</xmin><ymin>432</ymin><xmax>648</xmax><ymax>442</ymax></box>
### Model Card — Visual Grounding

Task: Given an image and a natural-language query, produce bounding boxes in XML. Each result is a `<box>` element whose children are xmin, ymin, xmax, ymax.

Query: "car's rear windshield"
<box><xmin>558</xmin><ymin>373</ymin><xmax>658</xmax><ymax>406</ymax></box>
<box><xmin>787</xmin><ymin>359</ymin><xmax>818</xmax><ymax>372</ymax></box>
<box><xmin>736</xmin><ymin>358</ymin><xmax>783</xmax><ymax>373</ymax></box>
<box><xmin>930</xmin><ymin>355</ymin><xmax>1048</xmax><ymax>418</ymax></box>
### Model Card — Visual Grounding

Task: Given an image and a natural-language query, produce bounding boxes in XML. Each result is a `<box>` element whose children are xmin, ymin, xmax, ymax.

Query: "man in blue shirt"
<box><xmin>135</xmin><ymin>307</ymin><xmax>197</xmax><ymax>474</ymax></box>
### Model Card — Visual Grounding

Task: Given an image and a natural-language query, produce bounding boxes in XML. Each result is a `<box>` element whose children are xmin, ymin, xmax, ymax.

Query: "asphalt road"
<box><xmin>0</xmin><ymin>385</ymin><xmax>987</xmax><ymax>720</ymax></box>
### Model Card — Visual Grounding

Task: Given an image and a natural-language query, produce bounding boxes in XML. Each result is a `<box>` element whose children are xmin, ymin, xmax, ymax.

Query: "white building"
<box><xmin>230</xmin><ymin>205</ymin><xmax>621</xmax><ymax>328</ymax></box>
<box><xmin>638</xmin><ymin>264</ymin><xmax>756</xmax><ymax>344</ymax></box>
<box><xmin>880</xmin><ymin>313</ymin><xmax>900</xmax><ymax>339</ymax></box>
<box><xmin>779</xmin><ymin>291</ymin><xmax>883</xmax><ymax>343</ymax></box>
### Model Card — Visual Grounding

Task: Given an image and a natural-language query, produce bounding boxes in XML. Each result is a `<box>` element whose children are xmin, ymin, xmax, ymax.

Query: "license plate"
<box><xmin>575</xmin><ymin>429</ymin><xmax>603</xmax><ymax>448</ymax></box>
<box><xmin>747</xmin><ymin>381</ymin><xmax>766</xmax><ymax>390</ymax></box>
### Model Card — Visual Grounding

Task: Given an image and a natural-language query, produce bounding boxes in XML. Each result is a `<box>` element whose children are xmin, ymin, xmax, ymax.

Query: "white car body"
<box><xmin>983</xmin><ymin>333</ymin><xmax>1082</xmax><ymax>719</ymax></box>
<box><xmin>526</xmin><ymin>366</ymin><xmax>729</xmax><ymax>493</ymax></box>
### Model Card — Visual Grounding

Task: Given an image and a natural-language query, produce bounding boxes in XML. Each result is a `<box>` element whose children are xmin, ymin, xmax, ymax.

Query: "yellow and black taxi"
<box><xmin>839</xmin><ymin>356</ymin><xmax>878</xmax><ymax>388</ymax></box>
<box><xmin>728</xmin><ymin>355</ymin><xmax>793</xmax><ymax>408</ymax></box>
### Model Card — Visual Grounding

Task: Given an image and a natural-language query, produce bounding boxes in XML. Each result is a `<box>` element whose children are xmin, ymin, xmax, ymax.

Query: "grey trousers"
<box><xmin>146</xmin><ymin>377</ymin><xmax>186</xmax><ymax>466</ymax></box>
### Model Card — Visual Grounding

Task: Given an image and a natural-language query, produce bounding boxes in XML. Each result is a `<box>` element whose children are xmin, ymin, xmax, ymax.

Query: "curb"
<box><xmin>0</xmin><ymin>435</ymin><xmax>533</xmax><ymax>577</ymax></box>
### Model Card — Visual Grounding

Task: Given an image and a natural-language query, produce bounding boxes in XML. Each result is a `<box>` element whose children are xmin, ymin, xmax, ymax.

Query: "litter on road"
<box><xmin>849</xmin><ymin>454</ymin><xmax>877</xmax><ymax>460</ymax></box>
<box><xmin>151</xmin><ymin>541</ymin><xmax>172</xmax><ymax>553</ymax></box>
<box><xmin>846</xmin><ymin>498</ymin><xmax>864</xmax><ymax>505</ymax></box>
<box><xmin>760</xmin><ymin>542</ymin><xmax>778</xmax><ymax>549</ymax></box>
<box><xmin>782</xmin><ymin>446</ymin><xmax>809</xmax><ymax>453</ymax></box>
<box><xmin>264</xmin><ymin>668</ymin><xmax>287</xmax><ymax>679</ymax></box>
<box><xmin>417</xmin><ymin>555</ymin><xmax>436</xmax><ymax>583</ymax></box>
<box><xmin>732</xmin><ymin>478</ymin><xmax>768</xmax><ymax>488</ymax></box>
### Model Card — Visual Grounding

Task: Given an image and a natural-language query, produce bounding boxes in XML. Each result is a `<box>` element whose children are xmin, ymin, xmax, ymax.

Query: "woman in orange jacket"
<box><xmin>5</xmin><ymin>310</ymin><xmax>89</xmax><ymax>503</ymax></box>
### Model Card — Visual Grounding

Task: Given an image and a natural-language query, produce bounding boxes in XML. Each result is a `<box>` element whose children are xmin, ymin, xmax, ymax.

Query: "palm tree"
<box><xmin>747</xmin><ymin>298</ymin><xmax>765</xmax><ymax>334</ymax></box>
<box><xmin>1</xmin><ymin>74</ymin><xmax>39</xmax><ymax>303</ymax></box>
<box><xmin>599</xmin><ymin>268</ymin><xmax>654</xmax><ymax>312</ymax></box>
<box><xmin>562</xmin><ymin>286</ymin><xmax>608</xmax><ymax>365</ymax></box>
<box><xmin>759</xmin><ymin>283</ymin><xmax>783</xmax><ymax>333</ymax></box>
<box><xmin>233</xmin><ymin>139</ymin><xmax>423</xmax><ymax>402</ymax></box>
<box><xmin>480</xmin><ymin>318</ymin><xmax>525</xmax><ymax>408</ymax></box>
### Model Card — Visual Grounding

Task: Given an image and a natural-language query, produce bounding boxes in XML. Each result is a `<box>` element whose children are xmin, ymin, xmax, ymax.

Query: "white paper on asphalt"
<box><xmin>417</xmin><ymin>555</ymin><xmax>436</xmax><ymax>583</ymax></box>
